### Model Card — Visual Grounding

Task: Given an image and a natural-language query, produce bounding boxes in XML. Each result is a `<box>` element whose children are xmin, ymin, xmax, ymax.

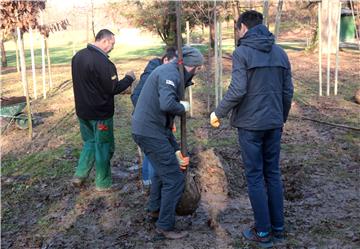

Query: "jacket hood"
<box><xmin>237</xmin><ymin>24</ymin><xmax>275</xmax><ymax>53</ymax></box>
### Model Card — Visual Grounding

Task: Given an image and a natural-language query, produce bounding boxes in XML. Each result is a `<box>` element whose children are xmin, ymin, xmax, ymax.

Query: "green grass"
<box><xmin>2</xmin><ymin>145</ymin><xmax>76</xmax><ymax>179</ymax></box>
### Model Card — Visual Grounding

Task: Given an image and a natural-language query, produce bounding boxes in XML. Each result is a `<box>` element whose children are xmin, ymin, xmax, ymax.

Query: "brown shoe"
<box><xmin>155</xmin><ymin>228</ymin><xmax>188</xmax><ymax>240</ymax></box>
<box><xmin>146</xmin><ymin>211</ymin><xmax>159</xmax><ymax>223</ymax></box>
<box><xmin>71</xmin><ymin>177</ymin><xmax>85</xmax><ymax>187</ymax></box>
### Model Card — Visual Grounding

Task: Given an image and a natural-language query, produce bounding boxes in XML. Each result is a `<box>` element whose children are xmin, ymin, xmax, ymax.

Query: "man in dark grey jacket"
<box><xmin>210</xmin><ymin>11</ymin><xmax>293</xmax><ymax>248</ymax></box>
<box><xmin>132</xmin><ymin>46</ymin><xmax>203</xmax><ymax>239</ymax></box>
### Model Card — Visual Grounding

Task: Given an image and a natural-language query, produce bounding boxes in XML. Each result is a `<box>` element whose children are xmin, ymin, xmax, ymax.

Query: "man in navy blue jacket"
<box><xmin>131</xmin><ymin>47</ymin><xmax>176</xmax><ymax>187</ymax></box>
<box><xmin>132</xmin><ymin>46</ymin><xmax>204</xmax><ymax>239</ymax></box>
<box><xmin>131</xmin><ymin>47</ymin><xmax>176</xmax><ymax>106</ymax></box>
<box><xmin>210</xmin><ymin>11</ymin><xmax>293</xmax><ymax>248</ymax></box>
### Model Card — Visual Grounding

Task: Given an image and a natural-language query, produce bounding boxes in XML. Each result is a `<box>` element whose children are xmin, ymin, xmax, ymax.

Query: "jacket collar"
<box><xmin>87</xmin><ymin>44</ymin><xmax>109</xmax><ymax>58</ymax></box>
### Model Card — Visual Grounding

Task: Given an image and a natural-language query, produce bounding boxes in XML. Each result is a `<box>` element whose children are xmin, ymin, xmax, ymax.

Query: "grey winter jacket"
<box><xmin>215</xmin><ymin>24</ymin><xmax>293</xmax><ymax>130</ymax></box>
<box><xmin>131</xmin><ymin>61</ymin><xmax>186</xmax><ymax>142</ymax></box>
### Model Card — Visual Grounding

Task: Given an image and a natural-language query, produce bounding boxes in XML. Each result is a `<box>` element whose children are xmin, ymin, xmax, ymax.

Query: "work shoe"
<box><xmin>71</xmin><ymin>177</ymin><xmax>85</xmax><ymax>187</ymax></box>
<box><xmin>242</xmin><ymin>227</ymin><xmax>273</xmax><ymax>248</ymax></box>
<box><xmin>154</xmin><ymin>228</ymin><xmax>189</xmax><ymax>240</ymax></box>
<box><xmin>95</xmin><ymin>186</ymin><xmax>115</xmax><ymax>193</ymax></box>
<box><xmin>146</xmin><ymin>211</ymin><xmax>159</xmax><ymax>223</ymax></box>
<box><xmin>272</xmin><ymin>228</ymin><xmax>285</xmax><ymax>244</ymax></box>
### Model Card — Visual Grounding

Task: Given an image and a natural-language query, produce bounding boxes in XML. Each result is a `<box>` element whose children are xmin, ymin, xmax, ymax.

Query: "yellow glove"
<box><xmin>210</xmin><ymin>112</ymin><xmax>220</xmax><ymax>128</ymax></box>
<box><xmin>175</xmin><ymin>150</ymin><xmax>190</xmax><ymax>171</ymax></box>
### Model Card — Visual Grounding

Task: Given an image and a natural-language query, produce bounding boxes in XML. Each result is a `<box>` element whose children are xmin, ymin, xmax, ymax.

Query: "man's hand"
<box><xmin>180</xmin><ymin>101</ymin><xmax>190</xmax><ymax>112</ymax></box>
<box><xmin>126</xmin><ymin>71</ymin><xmax>136</xmax><ymax>81</ymax></box>
<box><xmin>175</xmin><ymin>150</ymin><xmax>190</xmax><ymax>171</ymax></box>
<box><xmin>210</xmin><ymin>112</ymin><xmax>220</xmax><ymax>128</ymax></box>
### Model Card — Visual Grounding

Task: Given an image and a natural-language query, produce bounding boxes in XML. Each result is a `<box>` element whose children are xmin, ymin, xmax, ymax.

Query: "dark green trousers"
<box><xmin>75</xmin><ymin>117</ymin><xmax>114</xmax><ymax>189</ymax></box>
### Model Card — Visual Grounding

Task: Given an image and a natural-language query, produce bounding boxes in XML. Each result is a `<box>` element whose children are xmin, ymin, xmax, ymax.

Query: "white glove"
<box><xmin>180</xmin><ymin>101</ymin><xmax>190</xmax><ymax>112</ymax></box>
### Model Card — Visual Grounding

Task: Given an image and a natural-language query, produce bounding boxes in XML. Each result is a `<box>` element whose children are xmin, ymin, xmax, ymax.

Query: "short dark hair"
<box><xmin>237</xmin><ymin>10</ymin><xmax>263</xmax><ymax>30</ymax></box>
<box><xmin>95</xmin><ymin>29</ymin><xmax>114</xmax><ymax>41</ymax></box>
<box><xmin>162</xmin><ymin>47</ymin><xmax>177</xmax><ymax>62</ymax></box>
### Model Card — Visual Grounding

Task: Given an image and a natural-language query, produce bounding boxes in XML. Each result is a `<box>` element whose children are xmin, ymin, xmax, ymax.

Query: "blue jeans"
<box><xmin>142</xmin><ymin>155</ymin><xmax>154</xmax><ymax>185</ymax></box>
<box><xmin>238</xmin><ymin>128</ymin><xmax>284</xmax><ymax>233</ymax></box>
<box><xmin>132</xmin><ymin>134</ymin><xmax>185</xmax><ymax>231</ymax></box>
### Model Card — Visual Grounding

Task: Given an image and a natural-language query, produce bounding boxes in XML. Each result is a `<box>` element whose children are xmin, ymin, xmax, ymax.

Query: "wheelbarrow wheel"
<box><xmin>15</xmin><ymin>116</ymin><xmax>29</xmax><ymax>130</ymax></box>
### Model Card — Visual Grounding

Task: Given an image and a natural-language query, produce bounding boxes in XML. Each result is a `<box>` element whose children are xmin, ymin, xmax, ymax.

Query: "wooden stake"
<box><xmin>40</xmin><ymin>11</ymin><xmax>47</xmax><ymax>99</ymax></box>
<box><xmin>29</xmin><ymin>27</ymin><xmax>37</xmax><ymax>99</ymax></box>
<box><xmin>219</xmin><ymin>21</ymin><xmax>223</xmax><ymax>101</ymax></box>
<box><xmin>45</xmin><ymin>38</ymin><xmax>53</xmax><ymax>89</ymax></box>
<box><xmin>17</xmin><ymin>27</ymin><xmax>33</xmax><ymax>140</ymax></box>
<box><xmin>318</xmin><ymin>1</ymin><xmax>323</xmax><ymax>96</ymax></box>
<box><xmin>326</xmin><ymin>0</ymin><xmax>332</xmax><ymax>96</ymax></box>
<box><xmin>16</xmin><ymin>32</ymin><xmax>26</xmax><ymax>96</ymax></box>
<box><xmin>334</xmin><ymin>1</ymin><xmax>341</xmax><ymax>96</ymax></box>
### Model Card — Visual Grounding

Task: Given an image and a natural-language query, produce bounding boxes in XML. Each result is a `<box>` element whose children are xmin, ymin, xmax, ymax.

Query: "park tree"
<box><xmin>0</xmin><ymin>1</ymin><xmax>45</xmax><ymax>68</ymax></box>
<box><xmin>119</xmin><ymin>0</ymin><xmax>179</xmax><ymax>46</ymax></box>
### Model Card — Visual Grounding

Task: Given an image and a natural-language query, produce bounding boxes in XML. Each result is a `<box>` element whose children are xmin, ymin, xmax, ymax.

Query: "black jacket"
<box><xmin>72</xmin><ymin>44</ymin><xmax>134</xmax><ymax>120</ymax></box>
<box><xmin>215</xmin><ymin>24</ymin><xmax>293</xmax><ymax>130</ymax></box>
<box><xmin>131</xmin><ymin>58</ymin><xmax>162</xmax><ymax>107</ymax></box>
<box><xmin>132</xmin><ymin>60</ymin><xmax>190</xmax><ymax>141</ymax></box>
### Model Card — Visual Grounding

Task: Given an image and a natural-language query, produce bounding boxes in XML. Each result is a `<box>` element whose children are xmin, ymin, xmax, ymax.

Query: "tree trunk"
<box><xmin>0</xmin><ymin>38</ymin><xmax>7</xmax><ymax>67</ymax></box>
<box><xmin>91</xmin><ymin>0</ymin><xmax>96</xmax><ymax>40</ymax></box>
<box><xmin>274</xmin><ymin>0</ymin><xmax>284</xmax><ymax>41</ymax></box>
<box><xmin>209</xmin><ymin>22</ymin><xmax>215</xmax><ymax>49</ymax></box>
<box><xmin>321</xmin><ymin>0</ymin><xmax>341</xmax><ymax>54</ymax></box>
<box><xmin>175</xmin><ymin>1</ymin><xmax>187</xmax><ymax>155</ymax></box>
<box><xmin>14</xmin><ymin>37</ymin><xmax>20</xmax><ymax>73</ymax></box>
<box><xmin>232</xmin><ymin>1</ymin><xmax>240</xmax><ymax>47</ymax></box>
<box><xmin>17</xmin><ymin>27</ymin><xmax>33</xmax><ymax>139</ymax></box>
<box><xmin>263</xmin><ymin>0</ymin><xmax>269</xmax><ymax>28</ymax></box>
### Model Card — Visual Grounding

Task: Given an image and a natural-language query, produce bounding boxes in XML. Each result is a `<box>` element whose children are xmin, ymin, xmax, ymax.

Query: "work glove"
<box><xmin>210</xmin><ymin>112</ymin><xmax>220</xmax><ymax>128</ymax></box>
<box><xmin>126</xmin><ymin>71</ymin><xmax>136</xmax><ymax>81</ymax></box>
<box><xmin>180</xmin><ymin>101</ymin><xmax>190</xmax><ymax>112</ymax></box>
<box><xmin>175</xmin><ymin>150</ymin><xmax>190</xmax><ymax>171</ymax></box>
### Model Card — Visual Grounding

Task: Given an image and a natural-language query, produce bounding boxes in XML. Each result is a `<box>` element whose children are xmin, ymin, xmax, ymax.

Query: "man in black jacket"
<box><xmin>71</xmin><ymin>29</ymin><xmax>135</xmax><ymax>191</ymax></box>
<box><xmin>210</xmin><ymin>11</ymin><xmax>293</xmax><ymax>248</ymax></box>
<box><xmin>132</xmin><ymin>46</ymin><xmax>203</xmax><ymax>239</ymax></box>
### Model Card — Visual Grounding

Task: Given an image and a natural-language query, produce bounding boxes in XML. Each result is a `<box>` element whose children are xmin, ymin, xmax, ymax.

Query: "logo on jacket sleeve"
<box><xmin>166</xmin><ymin>80</ymin><xmax>175</xmax><ymax>87</ymax></box>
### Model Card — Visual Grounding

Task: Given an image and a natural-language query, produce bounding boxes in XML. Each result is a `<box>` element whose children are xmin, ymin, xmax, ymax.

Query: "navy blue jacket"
<box><xmin>215</xmin><ymin>24</ymin><xmax>293</xmax><ymax>130</ymax></box>
<box><xmin>131</xmin><ymin>58</ymin><xmax>162</xmax><ymax>107</ymax></box>
<box><xmin>132</xmin><ymin>61</ymin><xmax>188</xmax><ymax>146</ymax></box>
<box><xmin>72</xmin><ymin>44</ymin><xmax>134</xmax><ymax>120</ymax></box>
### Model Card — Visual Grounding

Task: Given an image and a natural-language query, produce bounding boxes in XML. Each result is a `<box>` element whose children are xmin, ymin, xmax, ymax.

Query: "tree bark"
<box><xmin>232</xmin><ymin>1</ymin><xmax>240</xmax><ymax>47</ymax></box>
<box><xmin>91</xmin><ymin>0</ymin><xmax>96</xmax><ymax>40</ymax></box>
<box><xmin>14</xmin><ymin>37</ymin><xmax>20</xmax><ymax>73</ymax></box>
<box><xmin>321</xmin><ymin>0</ymin><xmax>341</xmax><ymax>54</ymax></box>
<box><xmin>17</xmin><ymin>27</ymin><xmax>33</xmax><ymax>139</ymax></box>
<box><xmin>263</xmin><ymin>0</ymin><xmax>269</xmax><ymax>28</ymax></box>
<box><xmin>0</xmin><ymin>38</ymin><xmax>7</xmax><ymax>67</ymax></box>
<box><xmin>274</xmin><ymin>0</ymin><xmax>284</xmax><ymax>41</ymax></box>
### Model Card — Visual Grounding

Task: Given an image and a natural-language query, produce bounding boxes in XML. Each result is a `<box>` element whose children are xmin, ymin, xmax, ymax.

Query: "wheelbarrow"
<box><xmin>0</xmin><ymin>96</ymin><xmax>32</xmax><ymax>132</ymax></box>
